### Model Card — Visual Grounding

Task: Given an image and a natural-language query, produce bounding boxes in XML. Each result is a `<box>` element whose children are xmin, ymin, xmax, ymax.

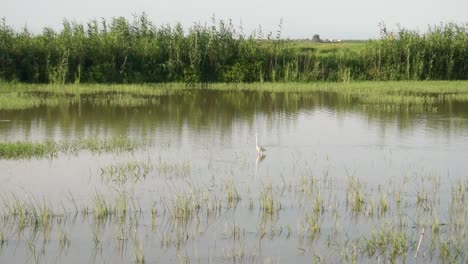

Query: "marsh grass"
<box><xmin>1</xmin><ymin>156</ymin><xmax>468</xmax><ymax>262</ymax></box>
<box><xmin>0</xmin><ymin>16</ymin><xmax>466</xmax><ymax>83</ymax></box>
<box><xmin>157</xmin><ymin>159</ymin><xmax>190</xmax><ymax>178</ymax></box>
<box><xmin>171</xmin><ymin>193</ymin><xmax>201</xmax><ymax>221</ymax></box>
<box><xmin>0</xmin><ymin>93</ymin><xmax>44</xmax><ymax>110</ymax></box>
<box><xmin>1</xmin><ymin>193</ymin><xmax>58</xmax><ymax>233</ymax></box>
<box><xmin>93</xmin><ymin>194</ymin><xmax>112</xmax><ymax>220</ymax></box>
<box><xmin>303</xmin><ymin>212</ymin><xmax>321</xmax><ymax>240</ymax></box>
<box><xmin>0</xmin><ymin>141</ymin><xmax>58</xmax><ymax>159</ymax></box>
<box><xmin>356</xmin><ymin>224</ymin><xmax>408</xmax><ymax>260</ymax></box>
<box><xmin>100</xmin><ymin>161</ymin><xmax>153</xmax><ymax>184</ymax></box>
<box><xmin>91</xmin><ymin>191</ymin><xmax>137</xmax><ymax>221</ymax></box>
<box><xmin>346</xmin><ymin>176</ymin><xmax>366</xmax><ymax>215</ymax></box>
<box><xmin>0</xmin><ymin>136</ymin><xmax>143</xmax><ymax>159</ymax></box>
<box><xmin>0</xmin><ymin>83</ymin><xmax>185</xmax><ymax>110</ymax></box>
<box><xmin>1</xmin><ymin>81</ymin><xmax>467</xmax><ymax>115</ymax></box>
<box><xmin>61</xmin><ymin>136</ymin><xmax>142</xmax><ymax>154</ymax></box>
<box><xmin>259</xmin><ymin>184</ymin><xmax>281</xmax><ymax>216</ymax></box>
<box><xmin>225</xmin><ymin>179</ymin><xmax>241</xmax><ymax>208</ymax></box>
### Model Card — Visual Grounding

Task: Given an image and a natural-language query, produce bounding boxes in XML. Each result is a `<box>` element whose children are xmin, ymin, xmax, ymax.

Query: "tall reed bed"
<box><xmin>363</xmin><ymin>23</ymin><xmax>468</xmax><ymax>80</ymax></box>
<box><xmin>0</xmin><ymin>15</ymin><xmax>467</xmax><ymax>83</ymax></box>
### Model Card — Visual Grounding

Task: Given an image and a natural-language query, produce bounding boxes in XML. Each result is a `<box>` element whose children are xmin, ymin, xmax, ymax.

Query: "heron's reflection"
<box><xmin>255</xmin><ymin>153</ymin><xmax>266</xmax><ymax>177</ymax></box>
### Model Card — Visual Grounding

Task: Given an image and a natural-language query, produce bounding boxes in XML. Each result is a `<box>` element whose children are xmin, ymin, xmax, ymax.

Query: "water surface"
<box><xmin>0</xmin><ymin>90</ymin><xmax>467</xmax><ymax>263</ymax></box>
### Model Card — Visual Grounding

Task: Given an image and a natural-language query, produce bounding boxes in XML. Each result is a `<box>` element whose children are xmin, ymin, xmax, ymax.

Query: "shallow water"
<box><xmin>0</xmin><ymin>90</ymin><xmax>467</xmax><ymax>263</ymax></box>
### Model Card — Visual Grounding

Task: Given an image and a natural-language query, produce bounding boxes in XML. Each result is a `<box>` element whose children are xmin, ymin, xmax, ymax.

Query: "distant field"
<box><xmin>260</xmin><ymin>40</ymin><xmax>367</xmax><ymax>55</ymax></box>
<box><xmin>288</xmin><ymin>40</ymin><xmax>367</xmax><ymax>54</ymax></box>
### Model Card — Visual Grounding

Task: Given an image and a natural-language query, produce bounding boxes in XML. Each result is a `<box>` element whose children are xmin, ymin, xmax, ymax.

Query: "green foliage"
<box><xmin>0</xmin><ymin>136</ymin><xmax>142</xmax><ymax>159</ymax></box>
<box><xmin>0</xmin><ymin>141</ymin><xmax>58</xmax><ymax>159</ymax></box>
<box><xmin>0</xmin><ymin>15</ymin><xmax>467</xmax><ymax>83</ymax></box>
<box><xmin>363</xmin><ymin>23</ymin><xmax>468</xmax><ymax>80</ymax></box>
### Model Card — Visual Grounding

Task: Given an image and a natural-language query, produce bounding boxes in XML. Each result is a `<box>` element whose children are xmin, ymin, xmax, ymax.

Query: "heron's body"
<box><xmin>255</xmin><ymin>133</ymin><xmax>266</xmax><ymax>156</ymax></box>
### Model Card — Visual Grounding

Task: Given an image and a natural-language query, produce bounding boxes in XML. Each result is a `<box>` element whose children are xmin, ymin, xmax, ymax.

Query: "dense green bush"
<box><xmin>363</xmin><ymin>23</ymin><xmax>468</xmax><ymax>80</ymax></box>
<box><xmin>0</xmin><ymin>15</ymin><xmax>466</xmax><ymax>83</ymax></box>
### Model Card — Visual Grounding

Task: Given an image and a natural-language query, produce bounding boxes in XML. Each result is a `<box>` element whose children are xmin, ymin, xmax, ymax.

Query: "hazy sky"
<box><xmin>2</xmin><ymin>0</ymin><xmax>467</xmax><ymax>39</ymax></box>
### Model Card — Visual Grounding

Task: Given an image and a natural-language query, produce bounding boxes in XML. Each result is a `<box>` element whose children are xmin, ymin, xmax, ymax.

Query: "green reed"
<box><xmin>100</xmin><ymin>161</ymin><xmax>152</xmax><ymax>184</ymax></box>
<box><xmin>0</xmin><ymin>15</ymin><xmax>466</xmax><ymax>84</ymax></box>
<box><xmin>0</xmin><ymin>141</ymin><xmax>58</xmax><ymax>159</ymax></box>
<box><xmin>0</xmin><ymin>136</ymin><xmax>143</xmax><ymax>159</ymax></box>
<box><xmin>0</xmin><ymin>169</ymin><xmax>467</xmax><ymax>262</ymax></box>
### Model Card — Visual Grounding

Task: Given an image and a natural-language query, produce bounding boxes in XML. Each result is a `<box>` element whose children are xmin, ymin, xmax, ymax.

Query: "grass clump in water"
<box><xmin>303</xmin><ymin>212</ymin><xmax>321</xmax><ymax>240</ymax></box>
<box><xmin>156</xmin><ymin>159</ymin><xmax>190</xmax><ymax>178</ymax></box>
<box><xmin>0</xmin><ymin>93</ymin><xmax>43</xmax><ymax>110</ymax></box>
<box><xmin>0</xmin><ymin>141</ymin><xmax>58</xmax><ymax>159</ymax></box>
<box><xmin>61</xmin><ymin>136</ymin><xmax>142</xmax><ymax>154</ymax></box>
<box><xmin>0</xmin><ymin>136</ymin><xmax>143</xmax><ymax>159</ymax></box>
<box><xmin>346</xmin><ymin>176</ymin><xmax>366</xmax><ymax>215</ymax></box>
<box><xmin>100</xmin><ymin>161</ymin><xmax>153</xmax><ymax>184</ymax></box>
<box><xmin>259</xmin><ymin>185</ymin><xmax>281</xmax><ymax>216</ymax></box>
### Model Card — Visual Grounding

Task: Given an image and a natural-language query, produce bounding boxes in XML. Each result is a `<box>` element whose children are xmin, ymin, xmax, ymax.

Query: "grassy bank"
<box><xmin>0</xmin><ymin>15</ymin><xmax>467</xmax><ymax>83</ymax></box>
<box><xmin>3</xmin><ymin>80</ymin><xmax>468</xmax><ymax>94</ymax></box>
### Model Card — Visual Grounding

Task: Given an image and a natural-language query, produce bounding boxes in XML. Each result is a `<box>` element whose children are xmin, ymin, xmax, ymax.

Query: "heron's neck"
<box><xmin>255</xmin><ymin>135</ymin><xmax>258</xmax><ymax>146</ymax></box>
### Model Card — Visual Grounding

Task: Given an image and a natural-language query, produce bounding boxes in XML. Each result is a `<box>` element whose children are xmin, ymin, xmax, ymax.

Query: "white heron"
<box><xmin>255</xmin><ymin>133</ymin><xmax>266</xmax><ymax>156</ymax></box>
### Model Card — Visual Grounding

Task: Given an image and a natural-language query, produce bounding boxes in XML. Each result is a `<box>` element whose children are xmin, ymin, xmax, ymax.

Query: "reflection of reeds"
<box><xmin>131</xmin><ymin>234</ymin><xmax>145</xmax><ymax>264</ymax></box>
<box><xmin>57</xmin><ymin>227</ymin><xmax>70</xmax><ymax>251</ymax></box>
<box><xmin>0</xmin><ymin>228</ymin><xmax>4</xmax><ymax>246</ymax></box>
<box><xmin>26</xmin><ymin>238</ymin><xmax>39</xmax><ymax>264</ymax></box>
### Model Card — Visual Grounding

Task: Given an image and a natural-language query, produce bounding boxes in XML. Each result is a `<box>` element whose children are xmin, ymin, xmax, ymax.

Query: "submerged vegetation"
<box><xmin>0</xmin><ymin>157</ymin><xmax>467</xmax><ymax>263</ymax></box>
<box><xmin>0</xmin><ymin>15</ymin><xmax>467</xmax><ymax>84</ymax></box>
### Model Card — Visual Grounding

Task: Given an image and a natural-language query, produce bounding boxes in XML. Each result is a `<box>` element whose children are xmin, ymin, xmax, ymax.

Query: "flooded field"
<box><xmin>1</xmin><ymin>88</ymin><xmax>468</xmax><ymax>263</ymax></box>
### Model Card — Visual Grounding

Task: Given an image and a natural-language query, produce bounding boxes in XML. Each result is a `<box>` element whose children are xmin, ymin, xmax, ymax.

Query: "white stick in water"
<box><xmin>414</xmin><ymin>227</ymin><xmax>425</xmax><ymax>259</ymax></box>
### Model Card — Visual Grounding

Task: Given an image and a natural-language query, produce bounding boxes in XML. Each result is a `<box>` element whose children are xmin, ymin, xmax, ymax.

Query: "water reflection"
<box><xmin>255</xmin><ymin>153</ymin><xmax>266</xmax><ymax>177</ymax></box>
<box><xmin>1</xmin><ymin>90</ymin><xmax>468</xmax><ymax>142</ymax></box>
<box><xmin>1</xmin><ymin>89</ymin><xmax>468</xmax><ymax>263</ymax></box>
